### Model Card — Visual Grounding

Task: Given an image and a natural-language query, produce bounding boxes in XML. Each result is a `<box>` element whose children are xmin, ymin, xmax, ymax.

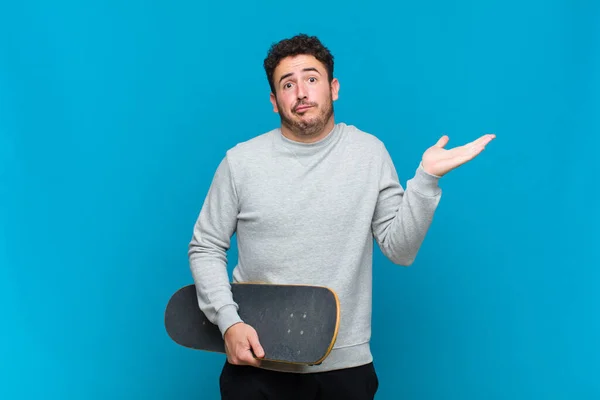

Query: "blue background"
<box><xmin>1</xmin><ymin>0</ymin><xmax>598</xmax><ymax>398</ymax></box>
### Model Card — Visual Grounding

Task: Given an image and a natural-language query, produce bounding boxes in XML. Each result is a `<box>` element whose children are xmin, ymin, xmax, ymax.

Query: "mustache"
<box><xmin>293</xmin><ymin>101</ymin><xmax>317</xmax><ymax>112</ymax></box>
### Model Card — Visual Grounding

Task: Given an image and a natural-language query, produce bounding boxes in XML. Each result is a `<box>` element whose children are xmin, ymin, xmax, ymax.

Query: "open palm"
<box><xmin>422</xmin><ymin>134</ymin><xmax>496</xmax><ymax>177</ymax></box>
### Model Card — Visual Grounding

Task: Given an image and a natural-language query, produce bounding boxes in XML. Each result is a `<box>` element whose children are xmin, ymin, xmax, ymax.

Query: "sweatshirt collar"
<box><xmin>276</xmin><ymin>123</ymin><xmax>341</xmax><ymax>154</ymax></box>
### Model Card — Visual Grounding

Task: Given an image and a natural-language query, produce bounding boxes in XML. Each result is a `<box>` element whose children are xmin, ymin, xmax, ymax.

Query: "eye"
<box><xmin>308</xmin><ymin>77</ymin><xmax>317</xmax><ymax>83</ymax></box>
<box><xmin>283</xmin><ymin>82</ymin><xmax>294</xmax><ymax>90</ymax></box>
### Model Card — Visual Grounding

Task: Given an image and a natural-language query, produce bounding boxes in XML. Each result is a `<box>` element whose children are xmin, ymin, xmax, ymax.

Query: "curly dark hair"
<box><xmin>263</xmin><ymin>34</ymin><xmax>334</xmax><ymax>94</ymax></box>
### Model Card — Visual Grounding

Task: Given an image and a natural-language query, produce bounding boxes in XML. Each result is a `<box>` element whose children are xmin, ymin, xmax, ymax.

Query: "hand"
<box><xmin>421</xmin><ymin>134</ymin><xmax>496</xmax><ymax>177</ymax></box>
<box><xmin>223</xmin><ymin>322</ymin><xmax>265</xmax><ymax>366</ymax></box>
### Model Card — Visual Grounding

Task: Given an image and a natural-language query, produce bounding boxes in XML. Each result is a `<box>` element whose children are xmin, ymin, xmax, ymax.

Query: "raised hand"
<box><xmin>421</xmin><ymin>134</ymin><xmax>496</xmax><ymax>177</ymax></box>
<box><xmin>223</xmin><ymin>322</ymin><xmax>265</xmax><ymax>367</ymax></box>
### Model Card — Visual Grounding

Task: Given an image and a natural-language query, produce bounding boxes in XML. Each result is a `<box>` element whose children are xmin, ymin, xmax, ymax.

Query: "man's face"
<box><xmin>270</xmin><ymin>54</ymin><xmax>339</xmax><ymax>139</ymax></box>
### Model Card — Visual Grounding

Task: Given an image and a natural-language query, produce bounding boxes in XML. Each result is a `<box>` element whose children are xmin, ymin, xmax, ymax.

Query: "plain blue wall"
<box><xmin>1</xmin><ymin>0</ymin><xmax>598</xmax><ymax>398</ymax></box>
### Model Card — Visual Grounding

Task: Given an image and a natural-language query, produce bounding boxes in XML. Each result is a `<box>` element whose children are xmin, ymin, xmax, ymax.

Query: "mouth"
<box><xmin>294</xmin><ymin>105</ymin><xmax>314</xmax><ymax>113</ymax></box>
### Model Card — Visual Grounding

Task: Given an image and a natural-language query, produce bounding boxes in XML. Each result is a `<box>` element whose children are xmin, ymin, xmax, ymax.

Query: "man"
<box><xmin>188</xmin><ymin>34</ymin><xmax>495</xmax><ymax>399</ymax></box>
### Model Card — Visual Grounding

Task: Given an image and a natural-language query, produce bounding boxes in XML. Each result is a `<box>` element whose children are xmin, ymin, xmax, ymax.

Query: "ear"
<box><xmin>269</xmin><ymin>92</ymin><xmax>279</xmax><ymax>113</ymax></box>
<box><xmin>330</xmin><ymin>78</ymin><xmax>340</xmax><ymax>101</ymax></box>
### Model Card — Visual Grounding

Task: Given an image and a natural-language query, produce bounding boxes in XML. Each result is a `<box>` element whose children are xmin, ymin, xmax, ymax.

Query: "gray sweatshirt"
<box><xmin>188</xmin><ymin>122</ymin><xmax>442</xmax><ymax>373</ymax></box>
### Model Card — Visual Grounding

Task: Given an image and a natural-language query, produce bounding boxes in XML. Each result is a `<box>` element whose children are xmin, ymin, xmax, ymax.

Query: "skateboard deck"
<box><xmin>164</xmin><ymin>283</ymin><xmax>340</xmax><ymax>365</ymax></box>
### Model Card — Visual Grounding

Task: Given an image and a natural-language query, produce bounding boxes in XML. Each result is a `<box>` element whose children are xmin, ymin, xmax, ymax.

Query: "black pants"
<box><xmin>219</xmin><ymin>361</ymin><xmax>379</xmax><ymax>400</ymax></box>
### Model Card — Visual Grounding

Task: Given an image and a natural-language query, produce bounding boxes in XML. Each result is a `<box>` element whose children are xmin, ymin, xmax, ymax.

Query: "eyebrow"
<box><xmin>278</xmin><ymin>67</ymin><xmax>321</xmax><ymax>85</ymax></box>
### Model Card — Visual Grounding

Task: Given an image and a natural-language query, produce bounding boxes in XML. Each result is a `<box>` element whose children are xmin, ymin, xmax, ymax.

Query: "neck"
<box><xmin>280</xmin><ymin>116</ymin><xmax>335</xmax><ymax>144</ymax></box>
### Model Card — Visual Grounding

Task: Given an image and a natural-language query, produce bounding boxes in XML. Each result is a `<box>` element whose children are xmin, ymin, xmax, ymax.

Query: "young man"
<box><xmin>188</xmin><ymin>34</ymin><xmax>495</xmax><ymax>399</ymax></box>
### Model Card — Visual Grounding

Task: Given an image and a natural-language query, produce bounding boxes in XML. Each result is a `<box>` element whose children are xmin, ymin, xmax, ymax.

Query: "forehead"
<box><xmin>273</xmin><ymin>55</ymin><xmax>326</xmax><ymax>80</ymax></box>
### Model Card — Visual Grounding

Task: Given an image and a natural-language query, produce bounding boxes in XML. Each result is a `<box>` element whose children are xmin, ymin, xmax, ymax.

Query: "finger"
<box><xmin>445</xmin><ymin>143</ymin><xmax>485</xmax><ymax>164</ymax></box>
<box><xmin>462</xmin><ymin>144</ymin><xmax>486</xmax><ymax>161</ymax></box>
<box><xmin>434</xmin><ymin>135</ymin><xmax>449</xmax><ymax>148</ymax></box>
<box><xmin>471</xmin><ymin>133</ymin><xmax>495</xmax><ymax>147</ymax></box>
<box><xmin>461</xmin><ymin>141</ymin><xmax>485</xmax><ymax>155</ymax></box>
<box><xmin>238</xmin><ymin>349</ymin><xmax>262</xmax><ymax>366</ymax></box>
<box><xmin>248</xmin><ymin>331</ymin><xmax>265</xmax><ymax>359</ymax></box>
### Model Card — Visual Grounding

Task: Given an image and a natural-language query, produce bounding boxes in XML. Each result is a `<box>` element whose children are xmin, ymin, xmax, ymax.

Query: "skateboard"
<box><xmin>164</xmin><ymin>282</ymin><xmax>340</xmax><ymax>366</ymax></box>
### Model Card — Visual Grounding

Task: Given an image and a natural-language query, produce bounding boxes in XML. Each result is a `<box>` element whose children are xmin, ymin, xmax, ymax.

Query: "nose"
<box><xmin>296</xmin><ymin>82</ymin><xmax>307</xmax><ymax>100</ymax></box>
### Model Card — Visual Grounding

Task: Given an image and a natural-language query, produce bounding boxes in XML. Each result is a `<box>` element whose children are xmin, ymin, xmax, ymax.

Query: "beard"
<box><xmin>277</xmin><ymin>93</ymin><xmax>334</xmax><ymax>139</ymax></box>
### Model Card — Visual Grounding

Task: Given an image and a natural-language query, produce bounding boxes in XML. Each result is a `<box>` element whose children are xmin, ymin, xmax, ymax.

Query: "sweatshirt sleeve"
<box><xmin>371</xmin><ymin>143</ymin><xmax>442</xmax><ymax>266</ymax></box>
<box><xmin>188</xmin><ymin>155</ymin><xmax>243</xmax><ymax>336</ymax></box>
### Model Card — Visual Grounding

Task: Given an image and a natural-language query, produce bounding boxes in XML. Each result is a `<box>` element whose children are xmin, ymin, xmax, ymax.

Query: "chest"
<box><xmin>236</xmin><ymin>158</ymin><xmax>379</xmax><ymax>232</ymax></box>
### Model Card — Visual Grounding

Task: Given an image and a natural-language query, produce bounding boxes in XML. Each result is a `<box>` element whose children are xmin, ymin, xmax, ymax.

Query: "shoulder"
<box><xmin>223</xmin><ymin>129</ymin><xmax>277</xmax><ymax>168</ymax></box>
<box><xmin>227</xmin><ymin>129</ymin><xmax>275</xmax><ymax>156</ymax></box>
<box><xmin>337</xmin><ymin>122</ymin><xmax>386</xmax><ymax>154</ymax></box>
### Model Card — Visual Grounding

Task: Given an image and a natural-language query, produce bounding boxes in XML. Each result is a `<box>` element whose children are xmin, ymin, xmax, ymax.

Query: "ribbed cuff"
<box><xmin>216</xmin><ymin>304</ymin><xmax>243</xmax><ymax>337</ymax></box>
<box><xmin>411</xmin><ymin>163</ymin><xmax>442</xmax><ymax>197</ymax></box>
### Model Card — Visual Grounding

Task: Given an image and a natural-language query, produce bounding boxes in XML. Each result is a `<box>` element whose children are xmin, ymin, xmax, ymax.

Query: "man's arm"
<box><xmin>189</xmin><ymin>155</ymin><xmax>266</xmax><ymax>366</ymax></box>
<box><xmin>188</xmin><ymin>155</ymin><xmax>243</xmax><ymax>335</ymax></box>
<box><xmin>371</xmin><ymin>143</ymin><xmax>442</xmax><ymax>266</ymax></box>
<box><xmin>372</xmin><ymin>133</ymin><xmax>495</xmax><ymax>265</ymax></box>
